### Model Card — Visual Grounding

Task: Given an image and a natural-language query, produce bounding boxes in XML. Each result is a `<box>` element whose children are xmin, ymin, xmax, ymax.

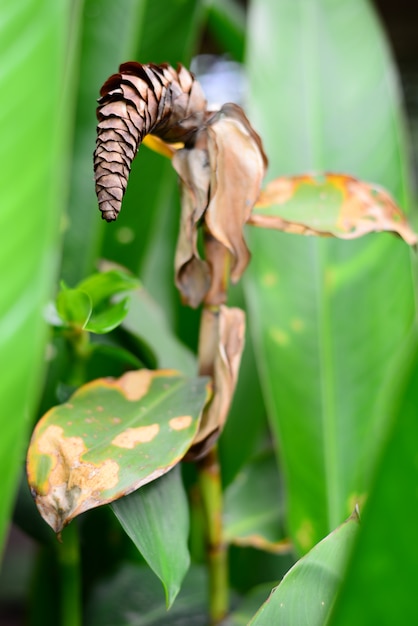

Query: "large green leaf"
<box><xmin>111</xmin><ymin>465</ymin><xmax>190</xmax><ymax>608</ymax></box>
<box><xmin>328</xmin><ymin>342</ymin><xmax>418</xmax><ymax>625</ymax></box>
<box><xmin>245</xmin><ymin>0</ymin><xmax>415</xmax><ymax>552</ymax></box>
<box><xmin>248</xmin><ymin>514</ymin><xmax>359</xmax><ymax>625</ymax></box>
<box><xmin>27</xmin><ymin>370</ymin><xmax>210</xmax><ymax>533</ymax></box>
<box><xmin>0</xmin><ymin>0</ymin><xmax>75</xmax><ymax>556</ymax></box>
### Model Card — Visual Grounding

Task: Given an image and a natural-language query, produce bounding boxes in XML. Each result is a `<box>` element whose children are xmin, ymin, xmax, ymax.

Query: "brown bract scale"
<box><xmin>94</xmin><ymin>62</ymin><xmax>208</xmax><ymax>221</ymax></box>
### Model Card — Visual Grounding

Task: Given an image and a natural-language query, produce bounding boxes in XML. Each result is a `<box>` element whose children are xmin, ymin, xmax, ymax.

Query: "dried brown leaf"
<box><xmin>186</xmin><ymin>305</ymin><xmax>245</xmax><ymax>460</ymax></box>
<box><xmin>205</xmin><ymin>104</ymin><xmax>268</xmax><ymax>283</ymax></box>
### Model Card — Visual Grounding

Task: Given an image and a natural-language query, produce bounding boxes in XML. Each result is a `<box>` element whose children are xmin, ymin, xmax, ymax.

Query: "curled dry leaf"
<box><xmin>26</xmin><ymin>369</ymin><xmax>211</xmax><ymax>533</ymax></box>
<box><xmin>173</xmin><ymin>104</ymin><xmax>267</xmax><ymax>307</ymax></box>
<box><xmin>250</xmin><ymin>173</ymin><xmax>417</xmax><ymax>245</ymax></box>
<box><xmin>185</xmin><ymin>305</ymin><xmax>246</xmax><ymax>461</ymax></box>
<box><xmin>94</xmin><ymin>63</ymin><xmax>267</xmax><ymax>307</ymax></box>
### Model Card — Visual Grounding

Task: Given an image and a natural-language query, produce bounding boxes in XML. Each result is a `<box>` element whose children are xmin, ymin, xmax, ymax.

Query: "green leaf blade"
<box><xmin>112</xmin><ymin>466</ymin><xmax>190</xmax><ymax>608</ymax></box>
<box><xmin>245</xmin><ymin>0</ymin><xmax>416</xmax><ymax>552</ymax></box>
<box><xmin>328</xmin><ymin>345</ymin><xmax>418</xmax><ymax>626</ymax></box>
<box><xmin>85</xmin><ymin>297</ymin><xmax>129</xmax><ymax>334</ymax></box>
<box><xmin>248</xmin><ymin>515</ymin><xmax>359</xmax><ymax>626</ymax></box>
<box><xmin>56</xmin><ymin>288</ymin><xmax>92</xmax><ymax>329</ymax></box>
<box><xmin>0</xmin><ymin>0</ymin><xmax>75</xmax><ymax>554</ymax></box>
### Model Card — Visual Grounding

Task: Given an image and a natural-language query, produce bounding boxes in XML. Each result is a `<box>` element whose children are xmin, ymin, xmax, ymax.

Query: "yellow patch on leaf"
<box><xmin>111</xmin><ymin>424</ymin><xmax>160</xmax><ymax>448</ymax></box>
<box><xmin>169</xmin><ymin>415</ymin><xmax>193</xmax><ymax>430</ymax></box>
<box><xmin>109</xmin><ymin>370</ymin><xmax>153</xmax><ymax>401</ymax></box>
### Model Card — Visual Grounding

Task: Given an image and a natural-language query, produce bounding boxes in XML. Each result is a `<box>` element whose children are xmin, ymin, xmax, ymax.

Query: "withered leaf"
<box><xmin>205</xmin><ymin>104</ymin><xmax>268</xmax><ymax>283</ymax></box>
<box><xmin>172</xmin><ymin>105</ymin><xmax>267</xmax><ymax>307</ymax></box>
<box><xmin>186</xmin><ymin>305</ymin><xmax>245</xmax><ymax>460</ymax></box>
<box><xmin>250</xmin><ymin>173</ymin><xmax>417</xmax><ymax>245</ymax></box>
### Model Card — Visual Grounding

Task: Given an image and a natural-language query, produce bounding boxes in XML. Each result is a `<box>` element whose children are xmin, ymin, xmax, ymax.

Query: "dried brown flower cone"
<box><xmin>94</xmin><ymin>62</ymin><xmax>207</xmax><ymax>221</ymax></box>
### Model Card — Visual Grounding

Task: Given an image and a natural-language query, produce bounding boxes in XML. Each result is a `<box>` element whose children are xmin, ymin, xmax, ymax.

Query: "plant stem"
<box><xmin>57</xmin><ymin>522</ymin><xmax>82</xmax><ymax>626</ymax></box>
<box><xmin>197</xmin><ymin>445</ymin><xmax>228</xmax><ymax>624</ymax></box>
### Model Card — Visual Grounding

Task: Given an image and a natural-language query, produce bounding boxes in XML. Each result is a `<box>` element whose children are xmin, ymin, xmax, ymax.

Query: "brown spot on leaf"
<box><xmin>111</xmin><ymin>424</ymin><xmax>160</xmax><ymax>448</ymax></box>
<box><xmin>169</xmin><ymin>415</ymin><xmax>193</xmax><ymax>430</ymax></box>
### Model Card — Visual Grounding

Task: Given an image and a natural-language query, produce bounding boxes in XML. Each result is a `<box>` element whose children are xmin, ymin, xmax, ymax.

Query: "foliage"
<box><xmin>1</xmin><ymin>0</ymin><xmax>418</xmax><ymax>625</ymax></box>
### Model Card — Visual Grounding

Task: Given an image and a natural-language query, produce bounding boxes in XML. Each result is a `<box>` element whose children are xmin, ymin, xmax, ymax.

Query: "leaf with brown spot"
<box><xmin>250</xmin><ymin>173</ymin><xmax>417</xmax><ymax>245</ymax></box>
<box><xmin>186</xmin><ymin>305</ymin><xmax>245</xmax><ymax>460</ymax></box>
<box><xmin>27</xmin><ymin>370</ymin><xmax>211</xmax><ymax>533</ymax></box>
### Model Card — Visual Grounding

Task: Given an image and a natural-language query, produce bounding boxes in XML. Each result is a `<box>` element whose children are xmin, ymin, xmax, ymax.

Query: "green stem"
<box><xmin>197</xmin><ymin>445</ymin><xmax>228</xmax><ymax>624</ymax></box>
<box><xmin>57</xmin><ymin>522</ymin><xmax>82</xmax><ymax>626</ymax></box>
<box><xmin>65</xmin><ymin>328</ymin><xmax>92</xmax><ymax>387</ymax></box>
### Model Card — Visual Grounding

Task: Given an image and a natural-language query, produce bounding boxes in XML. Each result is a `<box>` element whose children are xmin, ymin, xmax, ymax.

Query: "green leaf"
<box><xmin>248</xmin><ymin>514</ymin><xmax>359</xmax><ymax>625</ymax></box>
<box><xmin>77</xmin><ymin>269</ymin><xmax>140</xmax><ymax>308</ymax></box>
<box><xmin>0</xmin><ymin>0</ymin><xmax>76</xmax><ymax>555</ymax></box>
<box><xmin>27</xmin><ymin>370</ymin><xmax>211</xmax><ymax>533</ymax></box>
<box><xmin>111</xmin><ymin>465</ymin><xmax>190</xmax><ymax>608</ymax></box>
<box><xmin>56</xmin><ymin>288</ymin><xmax>92</xmax><ymax>330</ymax></box>
<box><xmin>245</xmin><ymin>0</ymin><xmax>415</xmax><ymax>552</ymax></box>
<box><xmin>86</xmin><ymin>564</ymin><xmax>208</xmax><ymax>626</ymax></box>
<box><xmin>85</xmin><ymin>297</ymin><xmax>130</xmax><ymax>334</ymax></box>
<box><xmin>223</xmin><ymin>453</ymin><xmax>287</xmax><ymax>553</ymax></box>
<box><xmin>328</xmin><ymin>343</ymin><xmax>418</xmax><ymax>626</ymax></box>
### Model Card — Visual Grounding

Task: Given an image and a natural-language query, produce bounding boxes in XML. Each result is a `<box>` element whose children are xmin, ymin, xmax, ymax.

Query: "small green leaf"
<box><xmin>27</xmin><ymin>369</ymin><xmax>211</xmax><ymax>533</ymax></box>
<box><xmin>85</xmin><ymin>298</ymin><xmax>130</xmax><ymax>334</ymax></box>
<box><xmin>86</xmin><ymin>564</ymin><xmax>208</xmax><ymax>626</ymax></box>
<box><xmin>224</xmin><ymin>452</ymin><xmax>287</xmax><ymax>553</ymax></box>
<box><xmin>112</xmin><ymin>465</ymin><xmax>190</xmax><ymax>608</ymax></box>
<box><xmin>56</xmin><ymin>288</ymin><xmax>92</xmax><ymax>330</ymax></box>
<box><xmin>77</xmin><ymin>269</ymin><xmax>140</xmax><ymax>308</ymax></box>
<box><xmin>248</xmin><ymin>513</ymin><xmax>359</xmax><ymax>626</ymax></box>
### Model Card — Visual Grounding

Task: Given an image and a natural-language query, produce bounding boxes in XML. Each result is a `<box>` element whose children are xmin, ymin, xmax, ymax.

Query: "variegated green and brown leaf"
<box><xmin>27</xmin><ymin>369</ymin><xmax>211</xmax><ymax>533</ymax></box>
<box><xmin>249</xmin><ymin>174</ymin><xmax>417</xmax><ymax>245</ymax></box>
